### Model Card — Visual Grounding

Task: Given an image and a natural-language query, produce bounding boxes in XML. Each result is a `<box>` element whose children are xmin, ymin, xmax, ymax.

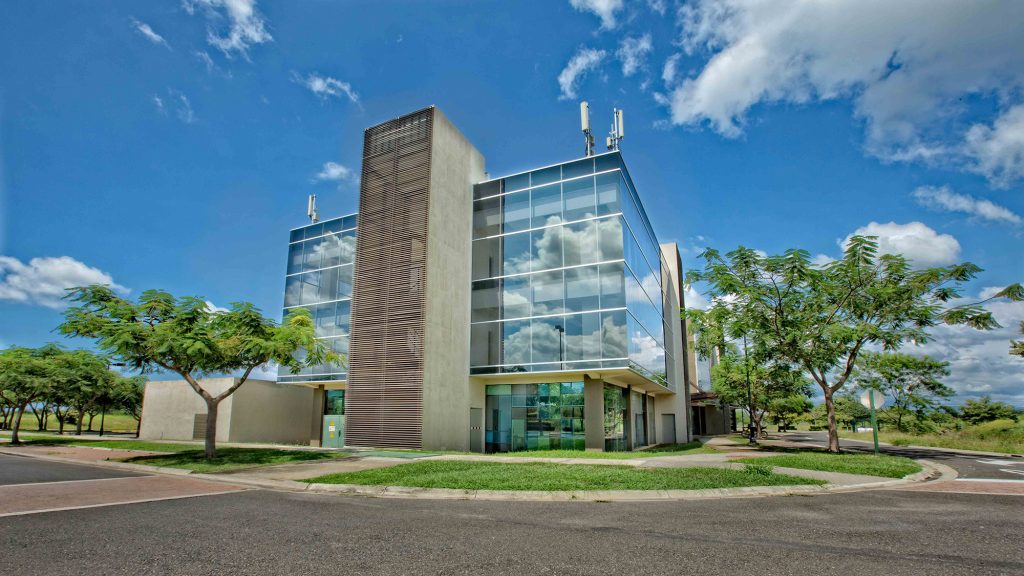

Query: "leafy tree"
<box><xmin>0</xmin><ymin>346</ymin><xmax>61</xmax><ymax>444</ymax></box>
<box><xmin>50</xmin><ymin>349</ymin><xmax>118</xmax><ymax>435</ymax></box>
<box><xmin>960</xmin><ymin>396</ymin><xmax>1019</xmax><ymax>424</ymax></box>
<box><xmin>768</xmin><ymin>394</ymin><xmax>813</xmax><ymax>431</ymax></box>
<box><xmin>687</xmin><ymin>236</ymin><xmax>1022</xmax><ymax>452</ymax></box>
<box><xmin>707</xmin><ymin>352</ymin><xmax>810</xmax><ymax>438</ymax></box>
<box><xmin>853</xmin><ymin>352</ymin><xmax>952</xmax><ymax>432</ymax></box>
<box><xmin>59</xmin><ymin>286</ymin><xmax>332</xmax><ymax>458</ymax></box>
<box><xmin>1012</xmin><ymin>321</ymin><xmax>1024</xmax><ymax>358</ymax></box>
<box><xmin>809</xmin><ymin>393</ymin><xmax>870</xmax><ymax>431</ymax></box>
<box><xmin>114</xmin><ymin>375</ymin><xmax>147</xmax><ymax>437</ymax></box>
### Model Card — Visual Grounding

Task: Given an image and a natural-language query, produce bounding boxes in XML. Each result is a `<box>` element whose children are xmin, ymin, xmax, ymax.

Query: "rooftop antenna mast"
<box><xmin>580</xmin><ymin>101</ymin><xmax>595</xmax><ymax>157</ymax></box>
<box><xmin>607</xmin><ymin>108</ymin><xmax>624</xmax><ymax>151</ymax></box>
<box><xmin>307</xmin><ymin>194</ymin><xmax>320</xmax><ymax>223</ymax></box>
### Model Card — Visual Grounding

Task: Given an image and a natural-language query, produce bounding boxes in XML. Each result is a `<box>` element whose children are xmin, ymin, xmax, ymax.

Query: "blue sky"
<box><xmin>1</xmin><ymin>0</ymin><xmax>1022</xmax><ymax>404</ymax></box>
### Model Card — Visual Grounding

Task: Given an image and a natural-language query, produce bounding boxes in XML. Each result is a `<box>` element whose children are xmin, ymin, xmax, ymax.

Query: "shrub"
<box><xmin>744</xmin><ymin>462</ymin><xmax>774</xmax><ymax>476</ymax></box>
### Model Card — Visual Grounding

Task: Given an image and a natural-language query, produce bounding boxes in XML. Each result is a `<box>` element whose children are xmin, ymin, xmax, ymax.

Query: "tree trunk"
<box><xmin>31</xmin><ymin>403</ymin><xmax>46</xmax><ymax>431</ymax></box>
<box><xmin>87</xmin><ymin>413</ymin><xmax>95</xmax><ymax>432</ymax></box>
<box><xmin>75</xmin><ymin>407</ymin><xmax>85</xmax><ymax>435</ymax></box>
<box><xmin>10</xmin><ymin>404</ymin><xmax>26</xmax><ymax>445</ymax></box>
<box><xmin>204</xmin><ymin>400</ymin><xmax>219</xmax><ymax>460</ymax></box>
<box><xmin>57</xmin><ymin>412</ymin><xmax>65</xmax><ymax>435</ymax></box>
<box><xmin>823</xmin><ymin>389</ymin><xmax>840</xmax><ymax>453</ymax></box>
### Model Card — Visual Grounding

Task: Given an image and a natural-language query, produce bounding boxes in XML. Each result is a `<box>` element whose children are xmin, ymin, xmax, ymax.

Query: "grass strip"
<box><xmin>305</xmin><ymin>460</ymin><xmax>824</xmax><ymax>491</ymax></box>
<box><xmin>369</xmin><ymin>442</ymin><xmax>716</xmax><ymax>460</ymax></box>
<box><xmin>734</xmin><ymin>452</ymin><xmax>921</xmax><ymax>479</ymax></box>
<box><xmin>126</xmin><ymin>448</ymin><xmax>348</xmax><ymax>473</ymax></box>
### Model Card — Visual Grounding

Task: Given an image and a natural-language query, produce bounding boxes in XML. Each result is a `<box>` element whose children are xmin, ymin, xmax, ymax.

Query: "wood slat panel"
<box><xmin>344</xmin><ymin>107</ymin><xmax>434</xmax><ymax>449</ymax></box>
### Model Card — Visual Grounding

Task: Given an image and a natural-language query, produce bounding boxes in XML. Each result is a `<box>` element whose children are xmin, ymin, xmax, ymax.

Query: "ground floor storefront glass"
<box><xmin>485</xmin><ymin>383</ymin><xmax>585</xmax><ymax>453</ymax></box>
<box><xmin>603</xmin><ymin>385</ymin><xmax>627</xmax><ymax>451</ymax></box>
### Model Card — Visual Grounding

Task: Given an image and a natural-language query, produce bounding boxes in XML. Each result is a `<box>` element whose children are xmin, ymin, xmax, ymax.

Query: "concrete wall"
<box><xmin>583</xmin><ymin>377</ymin><xmax>604</xmax><ymax>450</ymax></box>
<box><xmin>140</xmin><ymin>378</ymin><xmax>315</xmax><ymax>445</ymax></box>
<box><xmin>653</xmin><ymin>243</ymin><xmax>692</xmax><ymax>445</ymax></box>
<box><xmin>140</xmin><ymin>378</ymin><xmax>236</xmax><ymax>442</ymax></box>
<box><xmin>421</xmin><ymin>107</ymin><xmax>487</xmax><ymax>451</ymax></box>
<box><xmin>227</xmin><ymin>380</ymin><xmax>315</xmax><ymax>444</ymax></box>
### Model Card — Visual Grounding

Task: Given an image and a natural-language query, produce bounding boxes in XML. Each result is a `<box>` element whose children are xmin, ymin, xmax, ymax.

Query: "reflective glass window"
<box><xmin>302</xmin><ymin>238</ymin><xmax>323</xmax><ymax>272</ymax></box>
<box><xmin>502</xmin><ymin>275</ymin><xmax>531</xmax><ymax>319</ymax></box>
<box><xmin>602</xmin><ymin>310</ymin><xmax>628</xmax><ymax>358</ymax></box>
<box><xmin>315</xmin><ymin>303</ymin><xmax>335</xmax><ymax>338</ymax></box>
<box><xmin>342</xmin><ymin>214</ymin><xmax>357</xmax><ymax>229</ymax></box>
<box><xmin>564</xmin><ymin>312</ymin><xmax>602</xmax><ymax>362</ymax></box>
<box><xmin>531</xmin><ymin>225</ymin><xmax>562</xmax><ymax>272</ymax></box>
<box><xmin>287</xmin><ymin>243</ymin><xmax>303</xmax><ymax>275</ymax></box>
<box><xmin>284</xmin><ymin>276</ymin><xmax>301</xmax><ymax>308</ymax></box>
<box><xmin>320</xmin><ymin>233</ymin><xmax>343</xmax><ymax>268</ymax></box>
<box><xmin>599</xmin><ymin>262</ymin><xmax>626</xmax><ymax>309</ymax></box>
<box><xmin>471</xmin><ymin>279</ymin><xmax>500</xmax><ymax>322</ymax></box>
<box><xmin>531</xmin><ymin>184</ymin><xmax>562</xmax><ymax>228</ymax></box>
<box><xmin>505</xmin><ymin>172</ymin><xmax>530</xmax><ymax>192</ymax></box>
<box><xmin>339</xmin><ymin>230</ymin><xmax>356</xmax><ymax>265</ymax></box>
<box><xmin>300</xmin><ymin>272</ymin><xmax>320</xmax><ymax>306</ymax></box>
<box><xmin>337</xmin><ymin>265</ymin><xmax>353</xmax><ymax>299</ymax></box>
<box><xmin>335</xmin><ymin>300</ymin><xmax>351</xmax><ymax>334</ymax></box>
<box><xmin>473</xmin><ymin>196</ymin><xmax>502</xmax><ymax>238</ymax></box>
<box><xmin>562</xmin><ymin>220</ymin><xmax>597</xmax><ymax>267</ymax></box>
<box><xmin>563</xmin><ymin>176</ymin><xmax>596</xmax><ymax>222</ymax></box>
<box><xmin>289</xmin><ymin>229</ymin><xmax>303</xmax><ymax>243</ymax></box>
<box><xmin>474</xmin><ymin>180</ymin><xmax>501</xmax><ymax>200</ymax></box>
<box><xmin>318</xmin><ymin>267</ymin><xmax>339</xmax><ymax>302</ymax></box>
<box><xmin>596</xmin><ymin>171</ymin><xmax>620</xmax><ymax>216</ymax></box>
<box><xmin>502</xmin><ymin>232</ymin><xmax>531</xmax><ymax>275</ymax></box>
<box><xmin>471</xmin><ymin>322</ymin><xmax>501</xmax><ymax>367</ymax></box>
<box><xmin>598</xmin><ymin>216</ymin><xmax>624</xmax><ymax>261</ymax></box>
<box><xmin>303</xmin><ymin>223</ymin><xmax>324</xmax><ymax>240</ymax></box>
<box><xmin>472</xmin><ymin>237</ymin><xmax>501</xmax><ymax>280</ymax></box>
<box><xmin>530</xmin><ymin>165</ymin><xmax>561</xmax><ymax>186</ymax></box>
<box><xmin>562</xmin><ymin>158</ymin><xmax>594</xmax><ymax>180</ymax></box>
<box><xmin>502</xmin><ymin>320</ymin><xmax>531</xmax><ymax>367</ymax></box>
<box><xmin>532</xmin><ymin>270</ymin><xmax>565</xmax><ymax>315</ymax></box>
<box><xmin>502</xmin><ymin>190</ymin><xmax>531</xmax><ymax>234</ymax></box>
<box><xmin>595</xmin><ymin>153</ymin><xmax>621</xmax><ymax>173</ymax></box>
<box><xmin>323</xmin><ymin>218</ymin><xmax>344</xmax><ymax>235</ymax></box>
<box><xmin>564</xmin><ymin>265</ymin><xmax>600</xmax><ymax>313</ymax></box>
<box><xmin>530</xmin><ymin>317</ymin><xmax>564</xmax><ymax>364</ymax></box>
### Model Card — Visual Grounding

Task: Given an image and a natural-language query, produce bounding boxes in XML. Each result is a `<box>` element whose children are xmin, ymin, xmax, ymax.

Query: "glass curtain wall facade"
<box><xmin>484</xmin><ymin>382</ymin><xmax>585</xmax><ymax>453</ymax></box>
<box><xmin>469</xmin><ymin>152</ymin><xmax>670</xmax><ymax>387</ymax></box>
<box><xmin>280</xmin><ymin>214</ymin><xmax>358</xmax><ymax>383</ymax></box>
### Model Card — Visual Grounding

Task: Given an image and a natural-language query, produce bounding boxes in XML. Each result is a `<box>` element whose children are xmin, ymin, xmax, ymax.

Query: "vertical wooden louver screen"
<box><xmin>344</xmin><ymin>107</ymin><xmax>434</xmax><ymax>448</ymax></box>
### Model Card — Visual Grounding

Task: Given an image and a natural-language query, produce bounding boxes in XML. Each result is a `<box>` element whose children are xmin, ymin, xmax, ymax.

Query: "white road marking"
<box><xmin>0</xmin><ymin>475</ymin><xmax>143</xmax><ymax>489</ymax></box>
<box><xmin>955</xmin><ymin>478</ymin><xmax>1024</xmax><ymax>483</ymax></box>
<box><xmin>1000</xmin><ymin>469</ymin><xmax>1024</xmax><ymax>477</ymax></box>
<box><xmin>0</xmin><ymin>489</ymin><xmax>248</xmax><ymax>518</ymax></box>
<box><xmin>975</xmin><ymin>459</ymin><xmax>1023</xmax><ymax>466</ymax></box>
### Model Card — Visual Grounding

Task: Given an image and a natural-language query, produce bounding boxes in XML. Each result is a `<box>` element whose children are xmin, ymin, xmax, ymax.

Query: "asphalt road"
<box><xmin>780</xmin><ymin>431</ymin><xmax>1024</xmax><ymax>480</ymax></box>
<box><xmin>0</xmin><ymin>453</ymin><xmax>141</xmax><ymax>486</ymax></box>
<box><xmin>1</xmin><ymin>456</ymin><xmax>1023</xmax><ymax>575</ymax></box>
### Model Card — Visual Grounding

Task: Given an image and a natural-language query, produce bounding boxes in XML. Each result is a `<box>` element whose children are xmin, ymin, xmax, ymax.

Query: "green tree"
<box><xmin>809</xmin><ymin>393</ymin><xmax>870</xmax><ymax>431</ymax></box>
<box><xmin>707</xmin><ymin>353</ymin><xmax>810</xmax><ymax>438</ymax></box>
<box><xmin>114</xmin><ymin>375</ymin><xmax>147</xmax><ymax>437</ymax></box>
<box><xmin>687</xmin><ymin>236</ymin><xmax>1022</xmax><ymax>452</ymax></box>
<box><xmin>960</xmin><ymin>396</ymin><xmax>1019</xmax><ymax>424</ymax></box>
<box><xmin>1012</xmin><ymin>321</ymin><xmax>1024</xmax><ymax>358</ymax></box>
<box><xmin>768</xmin><ymin>394</ymin><xmax>813</xmax><ymax>431</ymax></box>
<box><xmin>853</xmin><ymin>352</ymin><xmax>952</xmax><ymax>432</ymax></box>
<box><xmin>0</xmin><ymin>346</ymin><xmax>61</xmax><ymax>444</ymax></box>
<box><xmin>50</xmin><ymin>349</ymin><xmax>118</xmax><ymax>436</ymax></box>
<box><xmin>59</xmin><ymin>286</ymin><xmax>332</xmax><ymax>458</ymax></box>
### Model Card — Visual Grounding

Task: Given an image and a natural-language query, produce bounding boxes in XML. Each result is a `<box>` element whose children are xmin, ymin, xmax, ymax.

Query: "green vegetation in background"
<box><xmin>305</xmin><ymin>460</ymin><xmax>824</xmax><ymax>491</ymax></box>
<box><xmin>0</xmin><ymin>433</ymin><xmax>200</xmax><ymax>453</ymax></box>
<box><xmin>126</xmin><ymin>448</ymin><xmax>348</xmax><ymax>473</ymax></box>
<box><xmin>734</xmin><ymin>452</ymin><xmax>921</xmax><ymax>479</ymax></box>
<box><xmin>842</xmin><ymin>419</ymin><xmax>1024</xmax><ymax>455</ymax></box>
<box><xmin>493</xmin><ymin>441</ymin><xmax>716</xmax><ymax>459</ymax></box>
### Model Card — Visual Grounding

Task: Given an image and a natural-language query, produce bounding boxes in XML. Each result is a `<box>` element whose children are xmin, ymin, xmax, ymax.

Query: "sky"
<box><xmin>0</xmin><ymin>0</ymin><xmax>1021</xmax><ymax>405</ymax></box>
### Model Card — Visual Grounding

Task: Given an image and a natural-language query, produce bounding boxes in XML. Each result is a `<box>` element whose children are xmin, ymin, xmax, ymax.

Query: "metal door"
<box><xmin>470</xmin><ymin>408</ymin><xmax>483</xmax><ymax>453</ymax></box>
<box><xmin>322</xmin><ymin>415</ymin><xmax>345</xmax><ymax>448</ymax></box>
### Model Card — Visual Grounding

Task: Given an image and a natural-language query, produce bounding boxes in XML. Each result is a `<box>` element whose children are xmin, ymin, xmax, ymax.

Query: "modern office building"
<box><xmin>279</xmin><ymin>106</ymin><xmax>695</xmax><ymax>452</ymax></box>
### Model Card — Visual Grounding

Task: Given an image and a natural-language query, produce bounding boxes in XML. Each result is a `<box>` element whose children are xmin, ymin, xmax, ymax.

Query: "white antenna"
<box><xmin>580</xmin><ymin>101</ymin><xmax>595</xmax><ymax>157</ymax></box>
<box><xmin>307</xmin><ymin>194</ymin><xmax>320</xmax><ymax>223</ymax></box>
<box><xmin>607</xmin><ymin>107</ymin><xmax>625</xmax><ymax>151</ymax></box>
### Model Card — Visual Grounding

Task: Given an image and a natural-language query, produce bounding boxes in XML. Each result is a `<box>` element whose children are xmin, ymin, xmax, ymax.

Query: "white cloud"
<box><xmin>913</xmin><ymin>289</ymin><xmax>1024</xmax><ymax>406</ymax></box>
<box><xmin>314</xmin><ymin>162</ymin><xmax>355</xmax><ymax>183</ymax></box>
<box><xmin>683</xmin><ymin>285</ymin><xmax>709</xmax><ymax>310</ymax></box>
<box><xmin>558</xmin><ymin>47</ymin><xmax>607</xmax><ymax>100</ymax></box>
<box><xmin>294</xmin><ymin>72</ymin><xmax>360</xmax><ymax>104</ymax></box>
<box><xmin>569</xmin><ymin>0</ymin><xmax>624</xmax><ymax>30</ymax></box>
<box><xmin>666</xmin><ymin>0</ymin><xmax>1024</xmax><ymax>185</ymax></box>
<box><xmin>205</xmin><ymin>300</ymin><xmax>230</xmax><ymax>313</ymax></box>
<box><xmin>811</xmin><ymin>254</ymin><xmax>835</xmax><ymax>267</ymax></box>
<box><xmin>647</xmin><ymin>0</ymin><xmax>667</xmax><ymax>15</ymax></box>
<box><xmin>912</xmin><ymin>185</ymin><xmax>1021</xmax><ymax>225</ymax></box>
<box><xmin>842</xmin><ymin>221</ymin><xmax>960</xmax><ymax>268</ymax></box>
<box><xmin>183</xmin><ymin>0</ymin><xmax>272</xmax><ymax>58</ymax></box>
<box><xmin>131</xmin><ymin>18</ymin><xmax>170</xmax><ymax>48</ymax></box>
<box><xmin>169</xmin><ymin>90</ymin><xmax>195</xmax><ymax>124</ymax></box>
<box><xmin>0</xmin><ymin>256</ymin><xmax>127</xmax><ymax>309</ymax></box>
<box><xmin>964</xmin><ymin>104</ymin><xmax>1024</xmax><ymax>187</ymax></box>
<box><xmin>152</xmin><ymin>95</ymin><xmax>164</xmax><ymax>112</ymax></box>
<box><xmin>662</xmin><ymin>54</ymin><xmax>681</xmax><ymax>87</ymax></box>
<box><xmin>617</xmin><ymin>34</ymin><xmax>653</xmax><ymax>78</ymax></box>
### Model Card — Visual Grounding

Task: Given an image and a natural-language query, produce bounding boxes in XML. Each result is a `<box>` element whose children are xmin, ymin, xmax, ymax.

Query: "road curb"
<box><xmin>0</xmin><ymin>446</ymin><xmax>942</xmax><ymax>502</ymax></box>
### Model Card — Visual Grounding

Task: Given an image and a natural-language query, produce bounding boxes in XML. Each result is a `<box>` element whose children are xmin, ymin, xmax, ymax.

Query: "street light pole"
<box><xmin>742</xmin><ymin>334</ymin><xmax>756</xmax><ymax>445</ymax></box>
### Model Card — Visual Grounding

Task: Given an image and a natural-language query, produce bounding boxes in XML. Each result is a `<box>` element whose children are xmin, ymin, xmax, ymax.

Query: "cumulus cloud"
<box><xmin>0</xmin><ymin>256</ymin><xmax>127</xmax><ymax>309</ymax></box>
<box><xmin>569</xmin><ymin>0</ymin><xmax>624</xmax><ymax>30</ymax></box>
<box><xmin>314</xmin><ymin>162</ymin><xmax>355</xmax><ymax>183</ymax></box>
<box><xmin>964</xmin><ymin>104</ymin><xmax>1024</xmax><ymax>187</ymax></box>
<box><xmin>131</xmin><ymin>18</ymin><xmax>170</xmax><ymax>48</ymax></box>
<box><xmin>666</xmin><ymin>0</ymin><xmax>1024</xmax><ymax>185</ymax></box>
<box><xmin>912</xmin><ymin>185</ymin><xmax>1021</xmax><ymax>225</ymax></box>
<box><xmin>842</xmin><ymin>221</ymin><xmax>960</xmax><ymax>268</ymax></box>
<box><xmin>183</xmin><ymin>0</ymin><xmax>272</xmax><ymax>58</ymax></box>
<box><xmin>558</xmin><ymin>47</ymin><xmax>607</xmax><ymax>100</ymax></box>
<box><xmin>617</xmin><ymin>34</ymin><xmax>653</xmax><ymax>78</ymax></box>
<box><xmin>293</xmin><ymin>72</ymin><xmax>360</xmax><ymax>104</ymax></box>
<box><xmin>913</xmin><ymin>289</ymin><xmax>1024</xmax><ymax>406</ymax></box>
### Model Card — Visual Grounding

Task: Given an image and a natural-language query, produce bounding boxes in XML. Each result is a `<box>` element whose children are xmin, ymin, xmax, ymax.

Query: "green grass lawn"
<box><xmin>305</xmin><ymin>460</ymin><xmax>824</xmax><ymax>491</ymax></box>
<box><xmin>2</xmin><ymin>412</ymin><xmax>139</xmax><ymax>434</ymax></box>
<box><xmin>0</xmin><ymin>433</ymin><xmax>200</xmax><ymax>453</ymax></box>
<box><xmin>126</xmin><ymin>448</ymin><xmax>349</xmax><ymax>473</ymax></box>
<box><xmin>840</xmin><ymin>419</ymin><xmax>1024</xmax><ymax>455</ymax></box>
<box><xmin>381</xmin><ymin>442</ymin><xmax>716</xmax><ymax>460</ymax></box>
<box><xmin>734</xmin><ymin>452</ymin><xmax>921</xmax><ymax>479</ymax></box>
